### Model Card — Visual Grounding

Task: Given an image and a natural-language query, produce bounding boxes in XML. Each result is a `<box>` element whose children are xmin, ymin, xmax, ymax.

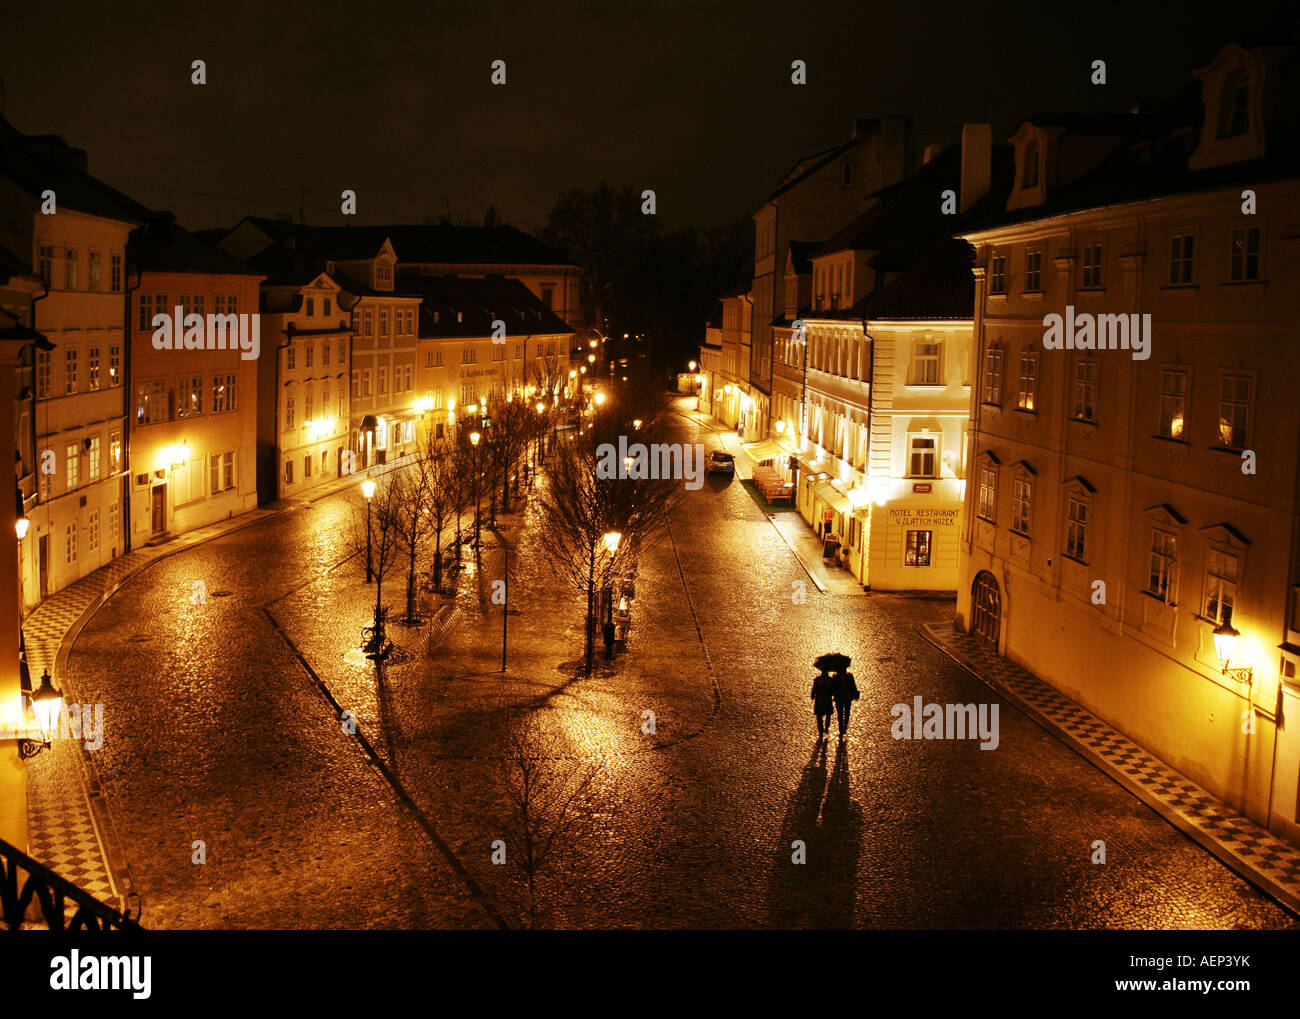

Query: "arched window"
<box><xmin>1218</xmin><ymin>72</ymin><xmax>1250</xmax><ymax>138</ymax></box>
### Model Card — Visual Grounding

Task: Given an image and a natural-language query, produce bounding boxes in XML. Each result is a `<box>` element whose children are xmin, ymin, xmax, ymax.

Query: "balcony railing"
<box><xmin>0</xmin><ymin>835</ymin><xmax>142</xmax><ymax>931</ymax></box>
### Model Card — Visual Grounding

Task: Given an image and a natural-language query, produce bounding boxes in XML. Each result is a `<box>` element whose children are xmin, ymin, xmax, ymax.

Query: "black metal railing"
<box><xmin>0</xmin><ymin>835</ymin><xmax>142</xmax><ymax>931</ymax></box>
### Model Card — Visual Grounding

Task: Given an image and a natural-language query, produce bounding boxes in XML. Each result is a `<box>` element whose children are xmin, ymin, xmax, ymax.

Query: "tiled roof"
<box><xmin>769</xmin><ymin>139</ymin><xmax>856</xmax><ymax>200</ymax></box>
<box><xmin>854</xmin><ymin>238</ymin><xmax>976</xmax><ymax>322</ymax></box>
<box><xmin>226</xmin><ymin>218</ymin><xmax>579</xmax><ymax>267</ymax></box>
<box><xmin>0</xmin><ymin>116</ymin><xmax>154</xmax><ymax>226</ymax></box>
<box><xmin>414</xmin><ymin>275</ymin><xmax>573</xmax><ymax>338</ymax></box>
<box><xmin>786</xmin><ymin>240</ymin><xmax>819</xmax><ymax>275</ymax></box>
<box><xmin>0</xmin><ymin>243</ymin><xmax>34</xmax><ymax>283</ymax></box>
<box><xmin>128</xmin><ymin>217</ymin><xmax>265</xmax><ymax>277</ymax></box>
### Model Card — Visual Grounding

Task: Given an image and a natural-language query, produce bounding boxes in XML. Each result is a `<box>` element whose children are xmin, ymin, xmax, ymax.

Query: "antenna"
<box><xmin>297</xmin><ymin>185</ymin><xmax>313</xmax><ymax>225</ymax></box>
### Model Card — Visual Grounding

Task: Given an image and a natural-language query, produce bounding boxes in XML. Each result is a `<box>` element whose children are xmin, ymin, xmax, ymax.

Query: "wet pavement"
<box><xmin>63</xmin><ymin>400</ymin><xmax>1300</xmax><ymax>929</ymax></box>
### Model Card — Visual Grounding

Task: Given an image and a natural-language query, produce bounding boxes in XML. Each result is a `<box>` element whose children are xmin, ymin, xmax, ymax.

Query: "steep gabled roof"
<box><xmin>128</xmin><ymin>217</ymin><xmax>265</xmax><ymax>277</ymax></box>
<box><xmin>0</xmin><ymin>116</ymin><xmax>154</xmax><ymax>225</ymax></box>
<box><xmin>415</xmin><ymin>275</ymin><xmax>573</xmax><ymax>338</ymax></box>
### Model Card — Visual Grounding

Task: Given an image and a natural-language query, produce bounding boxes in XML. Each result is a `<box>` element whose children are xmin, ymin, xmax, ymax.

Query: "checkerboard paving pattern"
<box><xmin>923</xmin><ymin>622</ymin><xmax>1300</xmax><ymax>915</ymax></box>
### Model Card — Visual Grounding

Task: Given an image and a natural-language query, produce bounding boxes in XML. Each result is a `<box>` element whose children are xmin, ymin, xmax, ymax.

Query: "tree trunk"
<box><xmin>406</xmin><ymin>546</ymin><xmax>417</xmax><ymax>623</ymax></box>
<box><xmin>433</xmin><ymin>527</ymin><xmax>443</xmax><ymax>591</ymax></box>
<box><xmin>585</xmin><ymin>541</ymin><xmax>595</xmax><ymax>675</ymax></box>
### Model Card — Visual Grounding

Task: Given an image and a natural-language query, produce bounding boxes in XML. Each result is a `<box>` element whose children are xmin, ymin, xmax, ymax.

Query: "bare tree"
<box><xmin>415</xmin><ymin>426</ymin><xmax>461</xmax><ymax>593</ymax></box>
<box><xmin>481</xmin><ymin>391</ymin><xmax>543</xmax><ymax>513</ymax></box>
<box><xmin>355</xmin><ymin>473</ymin><xmax>404</xmax><ymax>655</ymax></box>
<box><xmin>391</xmin><ymin>451</ymin><xmax>438</xmax><ymax>625</ymax></box>
<box><xmin>534</xmin><ymin>410</ymin><xmax>680</xmax><ymax>673</ymax></box>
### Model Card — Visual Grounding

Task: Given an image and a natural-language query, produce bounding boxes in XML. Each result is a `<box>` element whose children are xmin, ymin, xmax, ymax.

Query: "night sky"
<box><xmin>1</xmin><ymin>0</ymin><xmax>1291</xmax><ymax>233</ymax></box>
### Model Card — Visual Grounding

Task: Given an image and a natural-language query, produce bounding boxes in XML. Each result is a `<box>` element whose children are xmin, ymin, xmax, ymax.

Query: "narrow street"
<box><xmin>63</xmin><ymin>403</ymin><xmax>1298</xmax><ymax>928</ymax></box>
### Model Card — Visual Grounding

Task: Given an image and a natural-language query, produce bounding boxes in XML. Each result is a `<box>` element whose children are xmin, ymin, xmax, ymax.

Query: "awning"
<box><xmin>811</xmin><ymin>480</ymin><xmax>852</xmax><ymax>515</ymax></box>
<box><xmin>741</xmin><ymin>439</ymin><xmax>786</xmax><ymax>464</ymax></box>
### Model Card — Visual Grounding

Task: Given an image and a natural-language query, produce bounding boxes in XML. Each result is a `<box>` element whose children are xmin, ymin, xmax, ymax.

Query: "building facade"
<box><xmin>955</xmin><ymin>40</ymin><xmax>1300</xmax><ymax>845</ymax></box>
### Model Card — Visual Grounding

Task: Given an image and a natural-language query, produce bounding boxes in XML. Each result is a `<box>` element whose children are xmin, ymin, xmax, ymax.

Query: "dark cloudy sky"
<box><xmin>1</xmin><ymin>0</ymin><xmax>1291</xmax><ymax>234</ymax></box>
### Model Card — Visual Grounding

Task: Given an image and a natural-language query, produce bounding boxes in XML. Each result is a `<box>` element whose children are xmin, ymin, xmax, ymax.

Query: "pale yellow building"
<box><xmin>955</xmin><ymin>40</ymin><xmax>1300</xmax><ymax>845</ymax></box>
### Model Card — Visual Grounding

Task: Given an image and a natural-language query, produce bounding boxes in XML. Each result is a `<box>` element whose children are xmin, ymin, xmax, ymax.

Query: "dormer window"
<box><xmin>1021</xmin><ymin>139</ymin><xmax>1040</xmax><ymax>189</ymax></box>
<box><xmin>1218</xmin><ymin>73</ymin><xmax>1250</xmax><ymax>138</ymax></box>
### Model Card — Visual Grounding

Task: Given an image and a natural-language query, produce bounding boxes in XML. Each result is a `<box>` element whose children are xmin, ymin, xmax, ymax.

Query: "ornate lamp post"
<box><xmin>470</xmin><ymin>431</ymin><xmax>482</xmax><ymax>549</ymax></box>
<box><xmin>1212</xmin><ymin>613</ymin><xmax>1253</xmax><ymax>685</ymax></box>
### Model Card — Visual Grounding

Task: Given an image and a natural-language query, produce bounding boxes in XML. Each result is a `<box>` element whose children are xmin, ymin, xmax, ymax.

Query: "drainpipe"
<box><xmin>862</xmin><ymin>317</ymin><xmax>876</xmax><ymax>589</ymax></box>
<box><xmin>123</xmin><ymin>268</ymin><xmax>141</xmax><ymax>552</ymax></box>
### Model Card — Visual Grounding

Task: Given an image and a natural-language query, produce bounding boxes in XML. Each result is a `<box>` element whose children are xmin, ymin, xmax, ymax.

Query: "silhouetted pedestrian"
<box><xmin>830</xmin><ymin>669</ymin><xmax>859</xmax><ymax>738</ymax></box>
<box><xmin>811</xmin><ymin>669</ymin><xmax>834</xmax><ymax>738</ymax></box>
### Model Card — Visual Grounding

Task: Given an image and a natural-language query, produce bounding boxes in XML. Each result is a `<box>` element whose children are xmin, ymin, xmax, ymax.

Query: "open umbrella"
<box><xmin>813</xmin><ymin>652</ymin><xmax>851</xmax><ymax>672</ymax></box>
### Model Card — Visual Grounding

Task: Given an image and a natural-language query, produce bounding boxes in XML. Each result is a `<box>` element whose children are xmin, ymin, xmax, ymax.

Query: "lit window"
<box><xmin>905</xmin><ymin>530</ymin><xmax>931</xmax><ymax>567</ymax></box>
<box><xmin>982</xmin><ymin>347</ymin><xmax>1003</xmax><ymax>405</ymax></box>
<box><xmin>1204</xmin><ymin>549</ymin><xmax>1238</xmax><ymax>625</ymax></box>
<box><xmin>1217</xmin><ymin>374</ymin><xmax>1251</xmax><ymax>449</ymax></box>
<box><xmin>1025</xmin><ymin>250</ymin><xmax>1043</xmax><ymax>292</ymax></box>
<box><xmin>1159</xmin><ymin>370</ymin><xmax>1187</xmax><ymax>439</ymax></box>
<box><xmin>978</xmin><ymin>466</ymin><xmax>996</xmax><ymax>522</ymax></box>
<box><xmin>911</xmin><ymin>341</ymin><xmax>940</xmax><ymax>385</ymax></box>
<box><xmin>1017</xmin><ymin>353</ymin><xmax>1037</xmax><ymax>411</ymax></box>
<box><xmin>1071</xmin><ymin>360</ymin><xmax>1097</xmax><ymax>422</ymax></box>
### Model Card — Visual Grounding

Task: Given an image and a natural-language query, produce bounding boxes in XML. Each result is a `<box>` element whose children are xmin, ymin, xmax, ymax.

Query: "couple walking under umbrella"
<box><xmin>810</xmin><ymin>652</ymin><xmax>859</xmax><ymax>739</ymax></box>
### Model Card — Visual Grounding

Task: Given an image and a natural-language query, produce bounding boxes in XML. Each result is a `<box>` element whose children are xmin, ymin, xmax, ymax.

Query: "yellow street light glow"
<box><xmin>361</xmin><ymin>479</ymin><xmax>377</xmax><ymax>499</ymax></box>
<box><xmin>15</xmin><ymin>517</ymin><xmax>30</xmax><ymax>540</ymax></box>
<box><xmin>588</xmin><ymin>354</ymin><xmax>596</xmax><ymax>363</ymax></box>
<box><xmin>603</xmin><ymin>531</ymin><xmax>622</xmax><ymax>553</ymax></box>
<box><xmin>694</xmin><ymin>374</ymin><xmax>704</xmax><ymax>383</ymax></box>
<box><xmin>580</xmin><ymin>366</ymin><xmax>587</xmax><ymax>374</ymax></box>
<box><xmin>632</xmin><ymin>418</ymin><xmax>642</xmax><ymax>429</ymax></box>
<box><xmin>594</xmin><ymin>392</ymin><xmax>606</xmax><ymax>406</ymax></box>
<box><xmin>535</xmin><ymin>402</ymin><xmax>545</xmax><ymax>413</ymax></box>
<box><xmin>30</xmin><ymin>670</ymin><xmax>62</xmax><ymax>735</ymax></box>
<box><xmin>589</xmin><ymin>339</ymin><xmax>598</xmax><ymax>348</ymax></box>
<box><xmin>448</xmin><ymin>398</ymin><xmax>457</xmax><ymax>411</ymax></box>
<box><xmin>689</xmin><ymin>361</ymin><xmax>697</xmax><ymax>371</ymax></box>
<box><xmin>774</xmin><ymin>420</ymin><xmax>786</xmax><ymax>434</ymax></box>
<box><xmin>470</xmin><ymin>431</ymin><xmax>481</xmax><ymax>446</ymax></box>
<box><xmin>569</xmin><ymin>370</ymin><xmax>577</xmax><ymax>378</ymax></box>
<box><xmin>467</xmin><ymin>404</ymin><xmax>479</xmax><ymax>414</ymax></box>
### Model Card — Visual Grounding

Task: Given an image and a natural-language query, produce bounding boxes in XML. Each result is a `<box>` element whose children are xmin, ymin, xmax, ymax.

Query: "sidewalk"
<box><xmin>678</xmin><ymin>404</ymin><xmax>864</xmax><ymax>597</ymax></box>
<box><xmin>921</xmin><ymin>620</ymin><xmax>1300</xmax><ymax>916</ymax></box>
<box><xmin>19</xmin><ymin>458</ymin><xmax>411</xmax><ymax>921</ymax></box>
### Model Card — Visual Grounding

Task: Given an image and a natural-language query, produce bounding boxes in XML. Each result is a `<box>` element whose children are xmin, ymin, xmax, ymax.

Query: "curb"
<box><xmin>917</xmin><ymin>622</ymin><xmax>1300</xmax><ymax>919</ymax></box>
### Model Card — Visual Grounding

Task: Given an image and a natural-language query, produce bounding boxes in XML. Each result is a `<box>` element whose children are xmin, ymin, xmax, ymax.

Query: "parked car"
<box><xmin>706</xmin><ymin>451</ymin><xmax>735</xmax><ymax>475</ymax></box>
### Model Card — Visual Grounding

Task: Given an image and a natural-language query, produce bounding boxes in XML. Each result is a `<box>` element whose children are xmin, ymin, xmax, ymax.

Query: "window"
<box><xmin>1169</xmin><ymin>234</ymin><xmax>1195</xmax><ymax>284</ymax></box>
<box><xmin>286</xmin><ymin>397</ymin><xmax>296</xmax><ymax>430</ymax></box>
<box><xmin>1219</xmin><ymin>74</ymin><xmax>1250</xmax><ymax>138</ymax></box>
<box><xmin>912</xmin><ymin>341</ymin><xmax>940</xmax><ymax>385</ymax></box>
<box><xmin>212</xmin><ymin>374</ymin><xmax>236</xmax><ymax>414</ymax></box>
<box><xmin>462</xmin><ymin>348</ymin><xmax>476</xmax><ymax>364</ymax></box>
<box><xmin>304</xmin><ymin>455</ymin><xmax>312</xmax><ymax>479</ymax></box>
<box><xmin>324</xmin><ymin>298</ymin><xmax>331</xmax><ymax>317</ymax></box>
<box><xmin>1021</xmin><ymin>139</ymin><xmax>1039</xmax><ymax>189</ymax></box>
<box><xmin>1230</xmin><ymin>227</ymin><xmax>1260</xmax><ymax>282</ymax></box>
<box><xmin>65</xmin><ymin>248</ymin><xmax>78</xmax><ymax>290</ymax></box>
<box><xmin>339</xmin><ymin>343</ymin><xmax>346</xmax><ymax>365</ymax></box>
<box><xmin>1204</xmin><ymin>548</ymin><xmax>1238</xmax><ymax>624</ymax></box>
<box><xmin>1159</xmin><ymin>370</ymin><xmax>1187</xmax><ymax>439</ymax></box>
<box><xmin>352</xmin><ymin>310</ymin><xmax>360</xmax><ymax>332</ymax></box>
<box><xmin>210</xmin><ymin>451</ymin><xmax>234</xmax><ymax>494</ymax></box>
<box><xmin>110</xmin><ymin>431</ymin><xmax>122</xmax><ymax>474</ymax></box>
<box><xmin>39</xmin><ymin>466</ymin><xmax>52</xmax><ymax>501</ymax></box>
<box><xmin>65</xmin><ymin>348</ymin><xmax>78</xmax><ymax>394</ymax></box>
<box><xmin>541</xmin><ymin>285</ymin><xmax>554</xmax><ymax>310</ymax></box>
<box><xmin>1065</xmin><ymin>498</ymin><xmax>1089</xmax><ymax>562</ymax></box>
<box><xmin>1011</xmin><ymin>479</ymin><xmax>1032</xmax><ymax>535</ymax></box>
<box><xmin>1017</xmin><ymin>353</ymin><xmax>1037</xmax><ymax>411</ymax></box>
<box><xmin>64</xmin><ymin>522</ymin><xmax>77</xmax><ymax>565</ymax></box>
<box><xmin>379</xmin><ymin>310</ymin><xmax>389</xmax><ymax>336</ymax></box>
<box><xmin>178</xmin><ymin>375</ymin><xmax>203</xmax><ymax>418</ymax></box>
<box><xmin>87</xmin><ymin>436</ymin><xmax>101</xmax><ymax>482</ymax></box>
<box><xmin>109</xmin><ymin>502</ymin><xmax>119</xmax><ymax>542</ymax></box>
<box><xmin>1148</xmin><ymin>529</ymin><xmax>1178</xmax><ymax>603</ymax></box>
<box><xmin>379</xmin><ymin>367</ymin><xmax>387</xmax><ymax>396</ymax></box>
<box><xmin>89</xmin><ymin>251</ymin><xmax>102</xmax><ymax>291</ymax></box>
<box><xmin>546</xmin><ymin>342</ymin><xmax>554</xmax><ymax>357</ymax></box>
<box><xmin>39</xmin><ymin>244</ymin><xmax>54</xmax><ymax>284</ymax></box>
<box><xmin>1082</xmin><ymin>243</ymin><xmax>1103</xmax><ymax>288</ymax></box>
<box><xmin>982</xmin><ymin>347</ymin><xmax>1003</xmax><ymax>405</ymax></box>
<box><xmin>88</xmin><ymin>510</ymin><xmax>100</xmax><ymax>553</ymax></box>
<box><xmin>990</xmin><ymin>255</ymin><xmax>1007</xmax><ymax>295</ymax></box>
<box><xmin>351</xmin><ymin>371</ymin><xmax>360</xmax><ymax>398</ymax></box>
<box><xmin>306</xmin><ymin>343</ymin><xmax>314</xmax><ymax>369</ymax></box>
<box><xmin>908</xmin><ymin>435</ymin><xmax>937</xmax><ymax>478</ymax></box>
<box><xmin>88</xmin><ymin>346</ymin><xmax>100</xmax><ymax>391</ymax></box>
<box><xmin>905</xmin><ymin>530</ymin><xmax>932</xmax><ymax>567</ymax></box>
<box><xmin>287</xmin><ymin>345</ymin><xmax>296</xmax><ymax>370</ymax></box>
<box><xmin>492</xmin><ymin>345</ymin><xmax>505</xmax><ymax>362</ymax></box>
<box><xmin>305</xmin><ymin>393</ymin><xmax>313</xmax><ymax>422</ymax></box>
<box><xmin>323</xmin><ymin>342</ymin><xmax>331</xmax><ymax>364</ymax></box>
<box><xmin>514</xmin><ymin>343</ymin><xmax>522</xmax><ymax>360</ymax></box>
<box><xmin>65</xmin><ymin>442</ymin><xmax>80</xmax><ymax>488</ymax></box>
<box><xmin>136</xmin><ymin>379</ymin><xmax>167</xmax><ymax>424</ymax></box>
<box><xmin>377</xmin><ymin>263</ymin><xmax>393</xmax><ymax>285</ymax></box>
<box><xmin>111</xmin><ymin>254</ymin><xmax>122</xmax><ymax>292</ymax></box>
<box><xmin>1025</xmin><ymin>250</ymin><xmax>1043</xmax><ymax>291</ymax></box>
<box><xmin>364</xmin><ymin>310</ymin><xmax>374</xmax><ymax>336</ymax></box>
<box><xmin>1218</xmin><ymin>374</ymin><xmax>1251</xmax><ymax>449</ymax></box>
<box><xmin>426</xmin><ymin>351</ymin><xmax>433</xmax><ymax>367</ymax></box>
<box><xmin>978</xmin><ymin>466</ymin><xmax>996</xmax><ymax>522</ymax></box>
<box><xmin>285</xmin><ymin>460</ymin><xmax>294</xmax><ymax>485</ymax></box>
<box><xmin>362</xmin><ymin>369</ymin><xmax>371</xmax><ymax>397</ymax></box>
<box><xmin>1071</xmin><ymin>360</ymin><xmax>1097</xmax><ymax>422</ymax></box>
<box><xmin>36</xmin><ymin>351</ymin><xmax>51</xmax><ymax>398</ymax></box>
<box><xmin>306</xmin><ymin>297</ymin><xmax>315</xmax><ymax>317</ymax></box>
<box><xmin>109</xmin><ymin>346</ymin><xmax>121</xmax><ymax>386</ymax></box>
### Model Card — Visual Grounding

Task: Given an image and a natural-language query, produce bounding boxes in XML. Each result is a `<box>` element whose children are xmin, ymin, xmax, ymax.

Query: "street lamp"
<box><xmin>15</xmin><ymin>517</ymin><xmax>29</xmax><ymax>540</ymax></box>
<box><xmin>594</xmin><ymin>392</ymin><xmax>606</xmax><ymax>407</ymax></box>
<box><xmin>1212</xmin><ymin>614</ymin><xmax>1253</xmax><ymax>684</ymax></box>
<box><xmin>603</xmin><ymin>531</ymin><xmax>622</xmax><ymax>554</ymax></box>
<box><xmin>689</xmin><ymin>361</ymin><xmax>697</xmax><ymax>371</ymax></box>
<box><xmin>18</xmin><ymin>668</ymin><xmax>63</xmax><ymax>760</ymax></box>
<box><xmin>632</xmin><ymin>418</ymin><xmax>642</xmax><ymax>430</ymax></box>
<box><xmin>470</xmin><ymin>431</ymin><xmax>482</xmax><ymax>549</ymax></box>
<box><xmin>361</xmin><ymin>478</ymin><xmax>377</xmax><ymax>582</ymax></box>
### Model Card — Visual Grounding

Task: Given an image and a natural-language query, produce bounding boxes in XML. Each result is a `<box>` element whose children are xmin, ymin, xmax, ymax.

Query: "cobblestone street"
<box><xmin>58</xmin><ymin>404</ymin><xmax>1300</xmax><ymax>929</ymax></box>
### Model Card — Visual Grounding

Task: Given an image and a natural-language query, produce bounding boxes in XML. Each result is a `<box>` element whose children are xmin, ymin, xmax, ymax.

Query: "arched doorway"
<box><xmin>971</xmin><ymin>571</ymin><xmax>1001</xmax><ymax>650</ymax></box>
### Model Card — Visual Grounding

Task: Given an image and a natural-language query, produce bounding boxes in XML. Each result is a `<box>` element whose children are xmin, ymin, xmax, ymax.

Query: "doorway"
<box><xmin>151</xmin><ymin>484</ymin><xmax>167</xmax><ymax>535</ymax></box>
<box><xmin>971</xmin><ymin>570</ymin><xmax>1001</xmax><ymax>650</ymax></box>
<box><xmin>38</xmin><ymin>535</ymin><xmax>48</xmax><ymax>600</ymax></box>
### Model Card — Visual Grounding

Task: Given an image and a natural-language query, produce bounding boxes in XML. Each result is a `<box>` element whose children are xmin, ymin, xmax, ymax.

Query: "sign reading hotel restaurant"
<box><xmin>888</xmin><ymin>507</ymin><xmax>959</xmax><ymax>527</ymax></box>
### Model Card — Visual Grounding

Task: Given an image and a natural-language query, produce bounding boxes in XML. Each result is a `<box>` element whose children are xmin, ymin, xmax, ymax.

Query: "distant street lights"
<box><xmin>361</xmin><ymin>478</ymin><xmax>377</xmax><ymax>581</ymax></box>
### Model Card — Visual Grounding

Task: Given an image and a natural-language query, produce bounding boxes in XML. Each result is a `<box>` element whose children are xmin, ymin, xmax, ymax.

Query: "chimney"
<box><xmin>960</xmin><ymin>123</ymin><xmax>992</xmax><ymax>213</ymax></box>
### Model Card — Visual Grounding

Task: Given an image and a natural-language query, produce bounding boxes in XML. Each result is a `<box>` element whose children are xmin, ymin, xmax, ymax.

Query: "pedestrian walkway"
<box><xmin>679</xmin><ymin>403</ymin><xmax>864</xmax><ymax>598</ymax></box>
<box><xmin>921</xmin><ymin>620</ymin><xmax>1300</xmax><ymax>916</ymax></box>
